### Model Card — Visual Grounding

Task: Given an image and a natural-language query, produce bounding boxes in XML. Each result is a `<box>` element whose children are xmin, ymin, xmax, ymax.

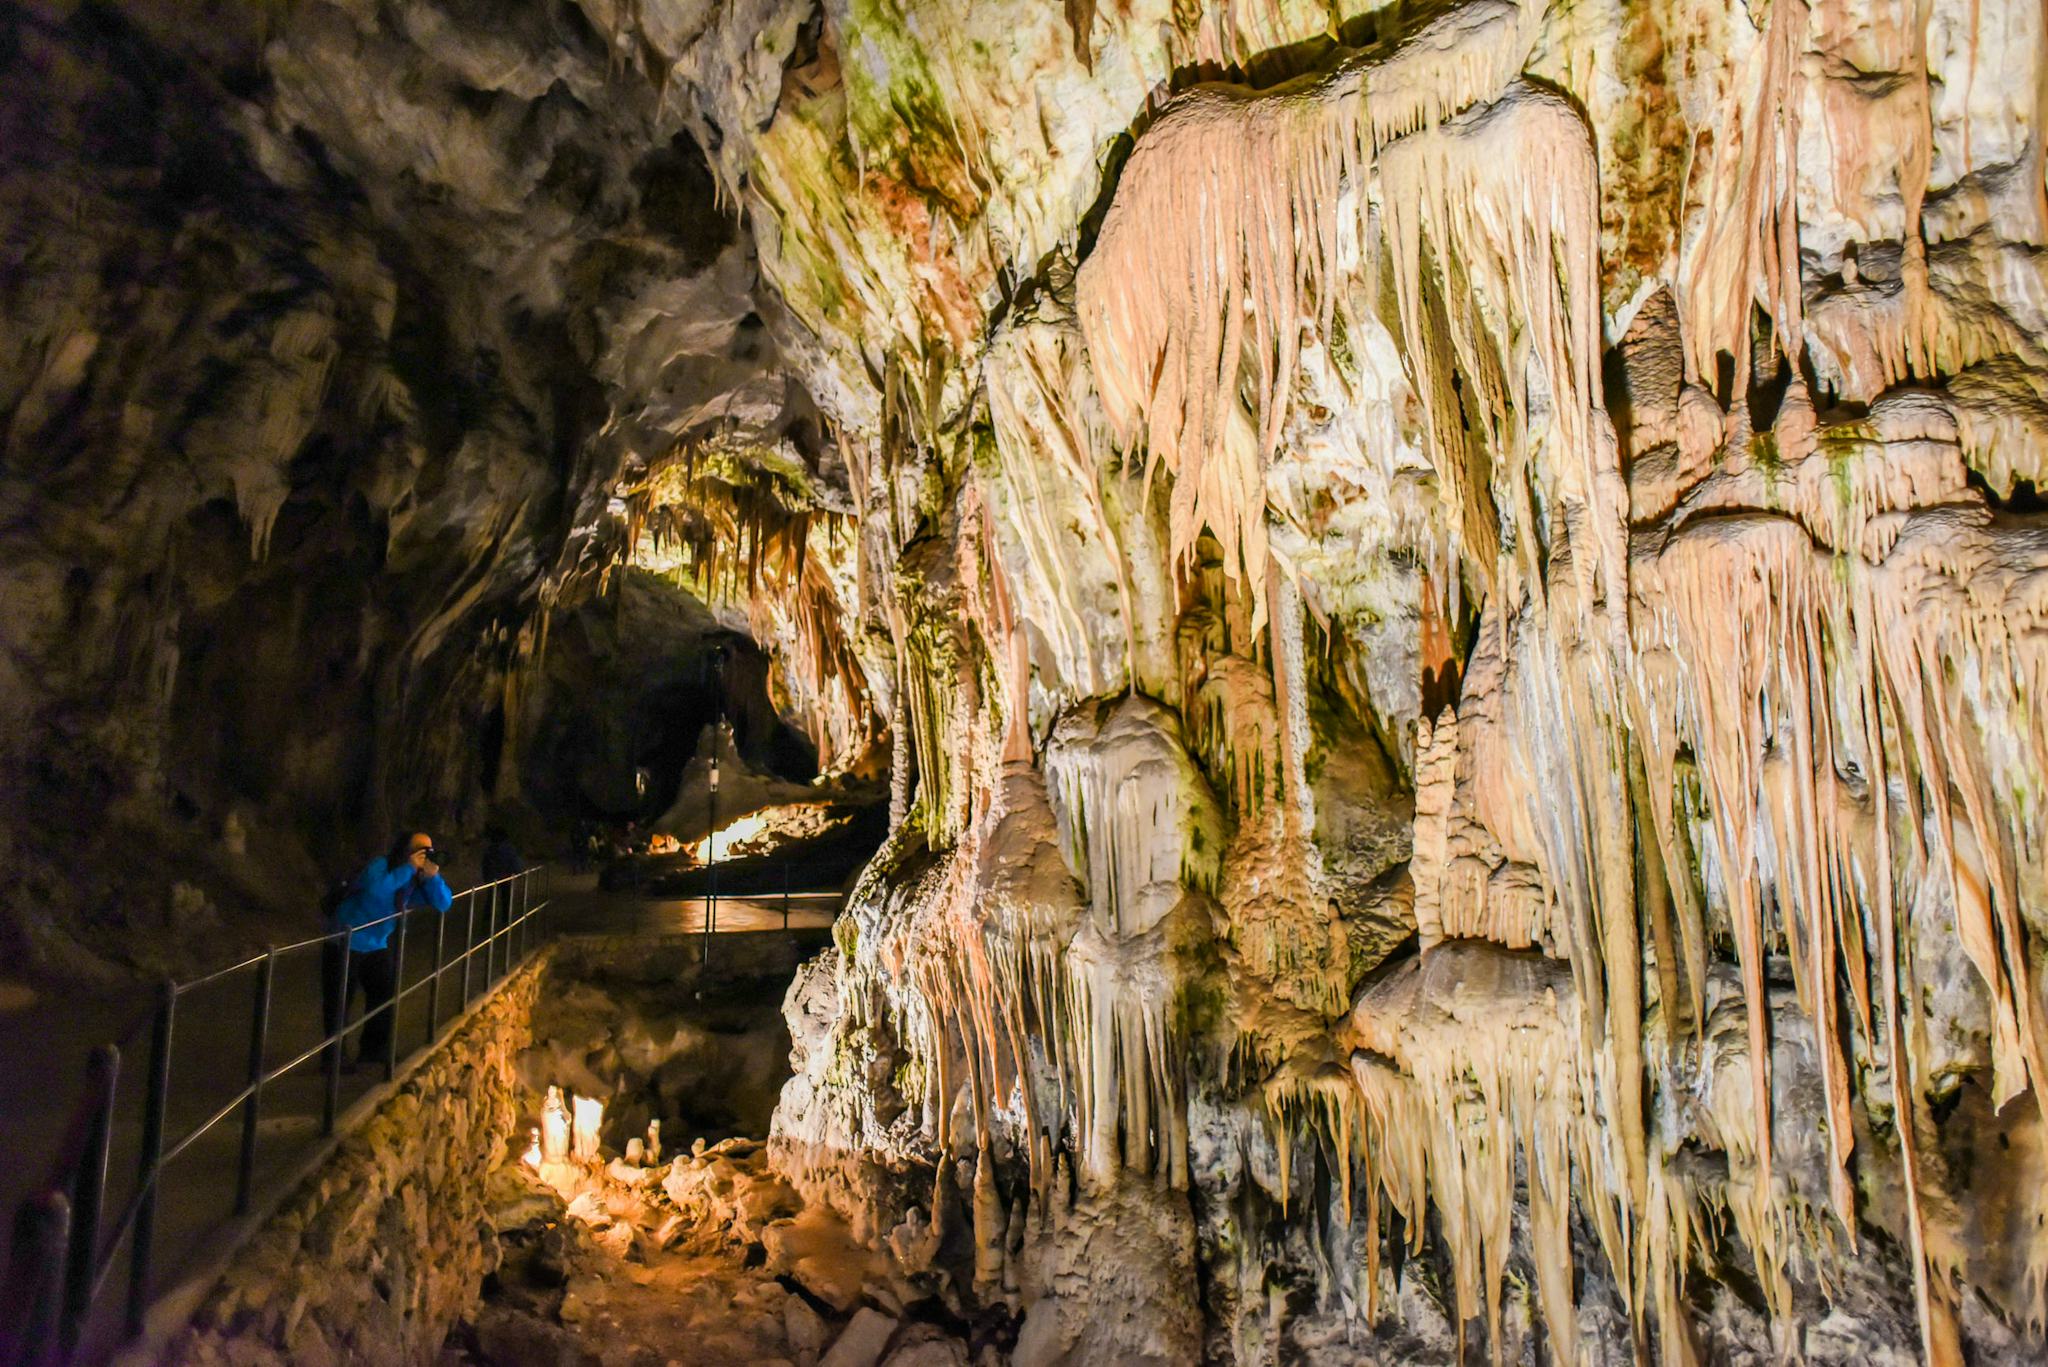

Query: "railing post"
<box><xmin>324</xmin><ymin>938</ymin><xmax>349</xmax><ymax>1136</ymax></box>
<box><xmin>127</xmin><ymin>981</ymin><xmax>175</xmax><ymax>1336</ymax></box>
<box><xmin>461</xmin><ymin>891</ymin><xmax>476</xmax><ymax>1005</ymax></box>
<box><xmin>235</xmin><ymin>950</ymin><xmax>275</xmax><ymax>1217</ymax></box>
<box><xmin>485</xmin><ymin>884</ymin><xmax>499</xmax><ymax>986</ymax></box>
<box><xmin>428</xmin><ymin>906</ymin><xmax>446</xmax><ymax>1044</ymax></box>
<box><xmin>11</xmin><ymin>1189</ymin><xmax>69</xmax><ymax>1366</ymax></box>
<box><xmin>783</xmin><ymin>859</ymin><xmax>791</xmax><ymax>930</ymax></box>
<box><xmin>703</xmin><ymin>755</ymin><xmax>718</xmax><ymax>964</ymax></box>
<box><xmin>385</xmin><ymin>912</ymin><xmax>407</xmax><ymax>1081</ymax></box>
<box><xmin>62</xmin><ymin>1043</ymin><xmax>119</xmax><ymax>1354</ymax></box>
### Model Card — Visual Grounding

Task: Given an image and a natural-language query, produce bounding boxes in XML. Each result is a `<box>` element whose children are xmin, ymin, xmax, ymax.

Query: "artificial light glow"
<box><xmin>679</xmin><ymin>800</ymin><xmax>853</xmax><ymax>864</ymax></box>
<box><xmin>689</xmin><ymin>811</ymin><xmax>772</xmax><ymax>862</ymax></box>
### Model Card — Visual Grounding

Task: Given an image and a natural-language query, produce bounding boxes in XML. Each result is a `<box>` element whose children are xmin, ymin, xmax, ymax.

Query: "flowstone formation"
<box><xmin>719</xmin><ymin>0</ymin><xmax>2048</xmax><ymax>1362</ymax></box>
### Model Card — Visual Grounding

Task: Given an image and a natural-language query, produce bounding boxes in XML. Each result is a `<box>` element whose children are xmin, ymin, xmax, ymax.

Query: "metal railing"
<box><xmin>1</xmin><ymin>866</ymin><xmax>552</xmax><ymax>1367</ymax></box>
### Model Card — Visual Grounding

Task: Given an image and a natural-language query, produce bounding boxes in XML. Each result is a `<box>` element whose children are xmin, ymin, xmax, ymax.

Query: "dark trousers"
<box><xmin>323</xmin><ymin>942</ymin><xmax>396</xmax><ymax>1065</ymax></box>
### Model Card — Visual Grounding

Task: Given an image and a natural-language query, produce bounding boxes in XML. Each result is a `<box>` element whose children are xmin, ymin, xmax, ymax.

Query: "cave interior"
<box><xmin>5</xmin><ymin>0</ymin><xmax>2048</xmax><ymax>1363</ymax></box>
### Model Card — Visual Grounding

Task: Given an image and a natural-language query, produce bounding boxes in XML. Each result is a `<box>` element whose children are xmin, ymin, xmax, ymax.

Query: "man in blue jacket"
<box><xmin>326</xmin><ymin>830</ymin><xmax>454</xmax><ymax>1070</ymax></box>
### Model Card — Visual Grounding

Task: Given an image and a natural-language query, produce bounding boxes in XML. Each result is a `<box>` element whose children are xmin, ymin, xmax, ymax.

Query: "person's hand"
<box><xmin>419</xmin><ymin>858</ymin><xmax>440</xmax><ymax>879</ymax></box>
<box><xmin>409</xmin><ymin>849</ymin><xmax>431</xmax><ymax>873</ymax></box>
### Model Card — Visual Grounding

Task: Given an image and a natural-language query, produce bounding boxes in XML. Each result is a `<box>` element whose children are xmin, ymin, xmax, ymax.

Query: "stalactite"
<box><xmin>621</xmin><ymin>444</ymin><xmax>877</xmax><ymax>771</ymax></box>
<box><xmin>1676</xmin><ymin>0</ymin><xmax>1808</xmax><ymax>401</ymax></box>
<box><xmin>1346</xmin><ymin>943</ymin><xmax>1587</xmax><ymax>1367</ymax></box>
<box><xmin>1043</xmin><ymin>697</ymin><xmax>1223</xmax><ymax>940</ymax></box>
<box><xmin>1376</xmin><ymin>80</ymin><xmax>1625</xmax><ymax>626</ymax></box>
<box><xmin>1624</xmin><ymin>459</ymin><xmax>2048</xmax><ymax>1360</ymax></box>
<box><xmin>1074</xmin><ymin>0</ymin><xmax>1539</xmax><ymax>603</ymax></box>
<box><xmin>985</xmin><ymin>305</ymin><xmax>1141</xmax><ymax>692</ymax></box>
<box><xmin>741</xmin><ymin>2</ymin><xmax>2048</xmax><ymax>1359</ymax></box>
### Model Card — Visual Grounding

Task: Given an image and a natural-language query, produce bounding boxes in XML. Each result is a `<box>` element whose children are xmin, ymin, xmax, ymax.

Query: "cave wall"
<box><xmin>691</xmin><ymin>0</ymin><xmax>2048</xmax><ymax>1363</ymax></box>
<box><xmin>0</xmin><ymin>0</ymin><xmax>818</xmax><ymax>976</ymax></box>
<box><xmin>162</xmin><ymin>949</ymin><xmax>546</xmax><ymax>1367</ymax></box>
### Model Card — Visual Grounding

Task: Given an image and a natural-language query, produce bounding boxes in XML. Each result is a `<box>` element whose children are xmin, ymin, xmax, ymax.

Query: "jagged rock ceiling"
<box><xmin>6</xmin><ymin>0</ymin><xmax>2048</xmax><ymax>1360</ymax></box>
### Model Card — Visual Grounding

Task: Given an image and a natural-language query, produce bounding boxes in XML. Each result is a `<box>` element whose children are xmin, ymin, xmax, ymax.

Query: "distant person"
<box><xmin>326</xmin><ymin>831</ymin><xmax>453</xmax><ymax>1071</ymax></box>
<box><xmin>482</xmin><ymin>825</ymin><xmax>523</xmax><ymax>883</ymax></box>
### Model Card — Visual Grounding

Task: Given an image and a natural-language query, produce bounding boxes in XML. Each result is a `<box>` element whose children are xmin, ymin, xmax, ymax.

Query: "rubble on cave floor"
<box><xmin>448</xmin><ymin>1139</ymin><xmax>986</xmax><ymax>1367</ymax></box>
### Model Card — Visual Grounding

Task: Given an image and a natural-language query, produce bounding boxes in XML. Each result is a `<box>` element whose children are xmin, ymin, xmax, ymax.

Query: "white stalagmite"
<box><xmin>542</xmin><ymin>1084</ymin><xmax>571</xmax><ymax>1164</ymax></box>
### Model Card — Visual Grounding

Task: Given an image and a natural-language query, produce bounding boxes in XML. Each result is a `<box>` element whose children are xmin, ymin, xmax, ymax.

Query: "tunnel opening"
<box><xmin>516</xmin><ymin>569</ymin><xmax>842</xmax><ymax>839</ymax></box>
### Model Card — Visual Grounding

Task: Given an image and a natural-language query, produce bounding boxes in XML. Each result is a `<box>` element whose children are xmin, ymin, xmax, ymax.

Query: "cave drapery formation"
<box><xmin>7</xmin><ymin>0</ymin><xmax>2048</xmax><ymax>1360</ymax></box>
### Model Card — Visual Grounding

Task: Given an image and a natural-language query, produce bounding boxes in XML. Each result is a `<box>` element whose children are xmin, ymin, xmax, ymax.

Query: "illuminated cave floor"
<box><xmin>452</xmin><ymin>1236</ymin><xmax>800</xmax><ymax>1367</ymax></box>
<box><xmin>445</xmin><ymin>1141</ymin><xmax>985</xmax><ymax>1367</ymax></box>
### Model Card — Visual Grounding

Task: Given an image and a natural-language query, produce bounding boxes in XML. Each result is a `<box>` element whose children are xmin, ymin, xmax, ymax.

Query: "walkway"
<box><xmin>549</xmin><ymin>882</ymin><xmax>839</xmax><ymax>935</ymax></box>
<box><xmin>0</xmin><ymin>869</ymin><xmax>842</xmax><ymax>1366</ymax></box>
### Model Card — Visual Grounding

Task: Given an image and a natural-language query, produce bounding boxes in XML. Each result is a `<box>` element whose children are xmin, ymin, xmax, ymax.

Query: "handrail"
<box><xmin>171</xmin><ymin>952</ymin><xmax>269</xmax><ymax>998</ymax></box>
<box><xmin>0</xmin><ymin>864</ymin><xmax>554</xmax><ymax>1367</ymax></box>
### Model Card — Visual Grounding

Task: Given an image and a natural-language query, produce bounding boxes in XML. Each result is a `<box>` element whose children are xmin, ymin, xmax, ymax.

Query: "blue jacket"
<box><xmin>337</xmin><ymin>856</ymin><xmax>453</xmax><ymax>951</ymax></box>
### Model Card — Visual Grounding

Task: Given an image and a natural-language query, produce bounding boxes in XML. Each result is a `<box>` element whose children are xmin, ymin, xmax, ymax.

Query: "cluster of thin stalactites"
<box><xmin>807</xmin><ymin>0</ymin><xmax>2048</xmax><ymax>1361</ymax></box>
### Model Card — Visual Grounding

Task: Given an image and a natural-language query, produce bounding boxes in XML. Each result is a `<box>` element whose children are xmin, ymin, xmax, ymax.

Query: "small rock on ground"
<box><xmin>820</xmin><ymin>1307</ymin><xmax>899</xmax><ymax>1367</ymax></box>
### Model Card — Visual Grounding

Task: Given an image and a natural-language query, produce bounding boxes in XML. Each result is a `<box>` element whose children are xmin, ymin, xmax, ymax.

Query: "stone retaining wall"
<box><xmin>162</xmin><ymin>953</ymin><xmax>547</xmax><ymax>1367</ymax></box>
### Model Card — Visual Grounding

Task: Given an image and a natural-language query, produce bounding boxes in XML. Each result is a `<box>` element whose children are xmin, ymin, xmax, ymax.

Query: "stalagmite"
<box><xmin>572</xmin><ymin>1094</ymin><xmax>605</xmax><ymax>1164</ymax></box>
<box><xmin>543</xmin><ymin>1085</ymin><xmax>571</xmax><ymax>1165</ymax></box>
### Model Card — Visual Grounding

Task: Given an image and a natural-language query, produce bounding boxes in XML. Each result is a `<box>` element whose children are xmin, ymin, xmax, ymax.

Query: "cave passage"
<box><xmin>8</xmin><ymin>0</ymin><xmax>2048</xmax><ymax>1364</ymax></box>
